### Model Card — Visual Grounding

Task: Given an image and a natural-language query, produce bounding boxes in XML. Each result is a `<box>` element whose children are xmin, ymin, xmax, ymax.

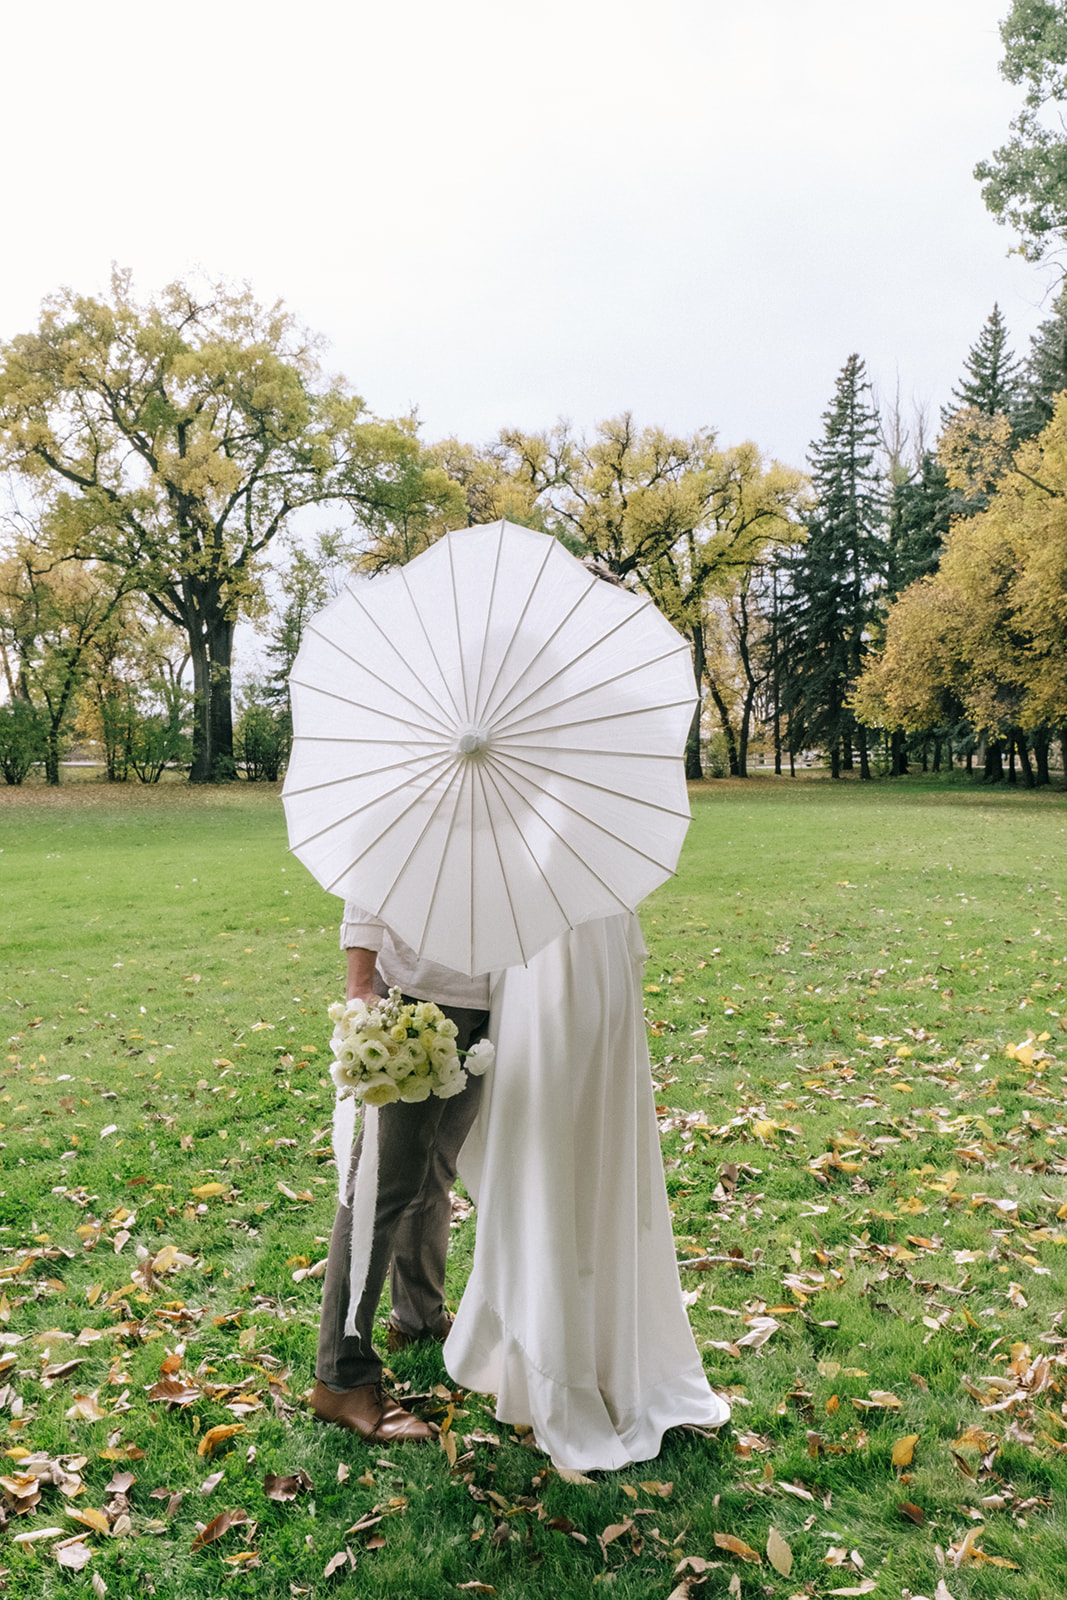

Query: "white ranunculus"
<box><xmin>398</xmin><ymin>1076</ymin><xmax>432</xmax><ymax>1103</ymax></box>
<box><xmin>330</xmin><ymin>1059</ymin><xmax>362</xmax><ymax>1093</ymax></box>
<box><xmin>464</xmin><ymin>1039</ymin><xmax>495</xmax><ymax>1075</ymax></box>
<box><xmin>359</xmin><ymin>1038</ymin><xmax>392</xmax><ymax>1070</ymax></box>
<box><xmin>359</xmin><ymin>1073</ymin><xmax>400</xmax><ymax>1107</ymax></box>
<box><xmin>434</xmin><ymin>1067</ymin><xmax>468</xmax><ymax>1099</ymax></box>
<box><xmin>429</xmin><ymin>1036</ymin><xmax>458</xmax><ymax>1070</ymax></box>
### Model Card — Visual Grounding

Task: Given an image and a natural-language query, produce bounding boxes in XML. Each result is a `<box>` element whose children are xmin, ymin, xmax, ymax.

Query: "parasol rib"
<box><xmin>471</xmin><ymin>531</ymin><xmax>556</xmax><ymax>727</ymax></box>
<box><xmin>280</xmin><ymin>745</ymin><xmax>456</xmax><ymax>803</ymax></box>
<box><xmin>485</xmin><ymin>745</ymin><xmax>692</xmax><ymax>821</ymax></box>
<box><xmin>476</xmin><ymin>559</ymin><xmax>602</xmax><ymax>728</ymax></box>
<box><xmin>289</xmin><ymin>751</ymin><xmax>456</xmax><ymax>875</ymax></box>
<box><xmin>290</xmin><ymin>652</ymin><xmax>453</xmax><ymax>740</ymax></box>
<box><xmin>489</xmin><ymin>613</ymin><xmax>689</xmax><ymax>739</ymax></box>
<box><xmin>482</xmin><ymin>752</ymin><xmax>684</xmax><ymax>878</ymax></box>
<box><xmin>476</xmin><ymin>759</ymin><xmax>633</xmax><ymax>916</ymax></box>
<box><xmin>396</xmin><ymin>564</ymin><xmax>466</xmax><ymax>727</ymax></box>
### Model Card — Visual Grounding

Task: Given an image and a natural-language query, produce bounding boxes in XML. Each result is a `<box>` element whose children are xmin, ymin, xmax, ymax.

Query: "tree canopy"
<box><xmin>975</xmin><ymin>0</ymin><xmax>1067</xmax><ymax>262</ymax></box>
<box><xmin>0</xmin><ymin>270</ymin><xmax>456</xmax><ymax>780</ymax></box>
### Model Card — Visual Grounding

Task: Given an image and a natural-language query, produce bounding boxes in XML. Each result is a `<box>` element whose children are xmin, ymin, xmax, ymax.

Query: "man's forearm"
<box><xmin>346</xmin><ymin>946</ymin><xmax>379</xmax><ymax>1003</ymax></box>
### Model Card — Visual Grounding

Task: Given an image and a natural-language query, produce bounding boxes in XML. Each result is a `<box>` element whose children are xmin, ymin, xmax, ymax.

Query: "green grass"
<box><xmin>0</xmin><ymin>769</ymin><xmax>1065</xmax><ymax>1599</ymax></box>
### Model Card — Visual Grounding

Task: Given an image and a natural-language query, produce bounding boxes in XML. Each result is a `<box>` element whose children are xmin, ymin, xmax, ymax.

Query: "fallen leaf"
<box><xmin>200</xmin><ymin>1471</ymin><xmax>224</xmax><ymax>1496</ymax></box>
<box><xmin>892</xmin><ymin>1433</ymin><xmax>920</xmax><ymax>1468</ymax></box>
<box><xmin>898</xmin><ymin>1501</ymin><xmax>925</xmax><ymax>1525</ymax></box>
<box><xmin>190</xmin><ymin>1183</ymin><xmax>228</xmax><ymax>1199</ymax></box>
<box><xmin>190</xmin><ymin>1507</ymin><xmax>248</xmax><ymax>1550</ymax></box>
<box><xmin>68</xmin><ymin>1508</ymin><xmax>110</xmax><ymax>1535</ymax></box>
<box><xmin>714</xmin><ymin>1531</ymin><xmax>762</xmax><ymax>1563</ymax></box>
<box><xmin>197</xmin><ymin>1424</ymin><xmax>245</xmax><ymax>1458</ymax></box>
<box><xmin>767</xmin><ymin>1525</ymin><xmax>793</xmax><ymax>1576</ymax></box>
<box><xmin>55</xmin><ymin>1539</ymin><xmax>93</xmax><ymax>1571</ymax></box>
<box><xmin>264</xmin><ymin>1470</ymin><xmax>313</xmax><ymax>1501</ymax></box>
<box><xmin>323</xmin><ymin>1547</ymin><xmax>354</xmax><ymax>1577</ymax></box>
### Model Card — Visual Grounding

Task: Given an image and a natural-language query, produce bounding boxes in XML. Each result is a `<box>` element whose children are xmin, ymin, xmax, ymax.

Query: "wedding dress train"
<box><xmin>444</xmin><ymin>913</ymin><xmax>730</xmax><ymax>1471</ymax></box>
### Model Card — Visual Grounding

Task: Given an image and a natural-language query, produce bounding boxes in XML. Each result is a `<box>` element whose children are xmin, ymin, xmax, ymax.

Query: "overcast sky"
<box><xmin>2</xmin><ymin>0</ymin><xmax>1056</xmax><ymax>471</ymax></box>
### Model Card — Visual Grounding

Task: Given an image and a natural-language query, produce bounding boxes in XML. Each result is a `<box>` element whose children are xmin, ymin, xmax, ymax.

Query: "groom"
<box><xmin>310</xmin><ymin>902</ymin><xmax>490</xmax><ymax>1443</ymax></box>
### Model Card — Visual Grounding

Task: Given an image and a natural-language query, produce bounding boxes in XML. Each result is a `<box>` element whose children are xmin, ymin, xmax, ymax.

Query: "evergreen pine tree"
<box><xmin>944</xmin><ymin>303</ymin><xmax>1023</xmax><ymax>420</ymax></box>
<box><xmin>1016</xmin><ymin>283</ymin><xmax>1067</xmax><ymax>437</ymax></box>
<box><xmin>887</xmin><ymin>451</ymin><xmax>955</xmax><ymax>595</ymax></box>
<box><xmin>781</xmin><ymin>354</ymin><xmax>887</xmax><ymax>779</ymax></box>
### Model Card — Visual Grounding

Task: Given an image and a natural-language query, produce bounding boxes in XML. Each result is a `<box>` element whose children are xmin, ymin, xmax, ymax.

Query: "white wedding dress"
<box><xmin>444</xmin><ymin>912</ymin><xmax>730</xmax><ymax>1471</ymax></box>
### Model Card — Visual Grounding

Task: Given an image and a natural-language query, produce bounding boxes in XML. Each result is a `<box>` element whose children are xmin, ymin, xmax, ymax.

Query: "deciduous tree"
<box><xmin>0</xmin><ymin>270</ymin><xmax>452</xmax><ymax>780</ymax></box>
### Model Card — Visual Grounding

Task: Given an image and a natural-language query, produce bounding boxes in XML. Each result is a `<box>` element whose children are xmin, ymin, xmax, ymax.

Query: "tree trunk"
<box><xmin>1033</xmin><ymin>730</ymin><xmax>1050</xmax><ymax>787</ymax></box>
<box><xmin>189</xmin><ymin>615</ymin><xmax>237</xmax><ymax>783</ymax></box>
<box><xmin>706</xmin><ymin>677</ymin><xmax>740</xmax><ymax>776</ymax></box>
<box><xmin>841</xmin><ymin>734</ymin><xmax>854</xmax><ymax>771</ymax></box>
<box><xmin>830</xmin><ymin>741</ymin><xmax>841</xmax><ymax>779</ymax></box>
<box><xmin>920</xmin><ymin>739</ymin><xmax>929</xmax><ymax>772</ymax></box>
<box><xmin>1007</xmin><ymin>737</ymin><xmax>1017</xmax><ymax>785</ymax></box>
<box><xmin>984</xmin><ymin>740</ymin><xmax>1004</xmax><ymax>783</ymax></box>
<box><xmin>890</xmin><ymin>729</ymin><xmax>909</xmax><ymax>776</ymax></box>
<box><xmin>932</xmin><ymin>736</ymin><xmax>942</xmax><ymax>772</ymax></box>
<box><xmin>1061</xmin><ymin>726</ymin><xmax>1067</xmax><ymax>789</ymax></box>
<box><xmin>684</xmin><ymin>626</ymin><xmax>705</xmax><ymax>780</ymax></box>
<box><xmin>684</xmin><ymin>702</ymin><xmax>703</xmax><ymax>781</ymax></box>
<box><xmin>858</xmin><ymin>724</ymin><xmax>872</xmax><ymax>780</ymax></box>
<box><xmin>1013</xmin><ymin>728</ymin><xmax>1035</xmax><ymax>789</ymax></box>
<box><xmin>737</xmin><ymin>685</ymin><xmax>756</xmax><ymax>779</ymax></box>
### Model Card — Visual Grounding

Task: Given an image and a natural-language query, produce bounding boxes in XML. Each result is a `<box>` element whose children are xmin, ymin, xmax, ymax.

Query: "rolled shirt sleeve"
<box><xmin>339</xmin><ymin>901</ymin><xmax>490</xmax><ymax>1010</ymax></box>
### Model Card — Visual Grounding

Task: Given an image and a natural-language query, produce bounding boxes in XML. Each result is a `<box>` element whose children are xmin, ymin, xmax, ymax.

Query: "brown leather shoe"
<box><xmin>310</xmin><ymin>1380</ymin><xmax>438</xmax><ymax>1442</ymax></box>
<box><xmin>385</xmin><ymin>1313</ymin><xmax>454</xmax><ymax>1353</ymax></box>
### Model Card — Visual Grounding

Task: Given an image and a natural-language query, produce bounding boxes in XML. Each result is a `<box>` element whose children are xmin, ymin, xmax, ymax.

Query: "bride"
<box><xmin>444</xmin><ymin>910</ymin><xmax>730</xmax><ymax>1471</ymax></box>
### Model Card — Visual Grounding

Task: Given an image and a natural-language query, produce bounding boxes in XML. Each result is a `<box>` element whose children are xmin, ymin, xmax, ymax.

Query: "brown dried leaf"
<box><xmin>263</xmin><ymin>1471</ymin><xmax>312</xmax><ymax>1501</ymax></box>
<box><xmin>323</xmin><ymin>1547</ymin><xmax>354</xmax><ymax>1577</ymax></box>
<box><xmin>190</xmin><ymin>1507</ymin><xmax>248</xmax><ymax>1550</ymax></box>
<box><xmin>145</xmin><ymin>1378</ymin><xmax>200</xmax><ymax>1407</ymax></box>
<box><xmin>714</xmin><ymin>1530</ymin><xmax>762</xmax><ymax>1563</ymax></box>
<box><xmin>898</xmin><ymin>1501</ymin><xmax>925</xmax><ymax>1525</ymax></box>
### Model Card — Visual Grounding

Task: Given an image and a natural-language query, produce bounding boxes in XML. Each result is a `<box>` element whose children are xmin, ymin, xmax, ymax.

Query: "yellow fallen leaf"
<box><xmin>67</xmin><ymin>1508</ymin><xmax>110</xmax><ymax>1535</ymax></box>
<box><xmin>197</xmin><ymin>1424</ymin><xmax>245</xmax><ymax>1458</ymax></box>
<box><xmin>892</xmin><ymin>1434</ymin><xmax>919</xmax><ymax>1468</ymax></box>
<box><xmin>766</xmin><ymin>1526</ymin><xmax>793</xmax><ymax>1576</ymax></box>
<box><xmin>190</xmin><ymin>1183</ymin><xmax>228</xmax><ymax>1199</ymax></box>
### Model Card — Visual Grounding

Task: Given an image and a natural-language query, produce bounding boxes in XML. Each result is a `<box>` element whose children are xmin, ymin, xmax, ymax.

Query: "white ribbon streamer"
<box><xmin>332</xmin><ymin>1093</ymin><xmax>380</xmax><ymax>1343</ymax></box>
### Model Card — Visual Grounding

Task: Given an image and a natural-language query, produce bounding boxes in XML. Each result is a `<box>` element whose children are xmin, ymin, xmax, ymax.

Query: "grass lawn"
<box><xmin>0</xmin><ymin>770</ymin><xmax>1065</xmax><ymax>1600</ymax></box>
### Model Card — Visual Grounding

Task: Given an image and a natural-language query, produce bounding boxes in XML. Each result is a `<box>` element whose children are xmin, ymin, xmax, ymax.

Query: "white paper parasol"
<box><xmin>282</xmin><ymin>519</ymin><xmax>696</xmax><ymax>975</ymax></box>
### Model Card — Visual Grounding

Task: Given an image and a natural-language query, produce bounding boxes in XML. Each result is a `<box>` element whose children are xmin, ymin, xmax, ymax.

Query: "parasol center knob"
<box><xmin>453</xmin><ymin>726</ymin><xmax>491</xmax><ymax>760</ymax></box>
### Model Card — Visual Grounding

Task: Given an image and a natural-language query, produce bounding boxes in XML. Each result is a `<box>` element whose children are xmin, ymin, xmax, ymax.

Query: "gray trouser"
<box><xmin>315</xmin><ymin>995</ymin><xmax>489</xmax><ymax>1391</ymax></box>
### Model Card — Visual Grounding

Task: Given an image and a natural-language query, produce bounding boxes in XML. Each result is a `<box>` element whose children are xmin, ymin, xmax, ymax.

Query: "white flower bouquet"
<box><xmin>327</xmin><ymin>989</ymin><xmax>494</xmax><ymax>1107</ymax></box>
